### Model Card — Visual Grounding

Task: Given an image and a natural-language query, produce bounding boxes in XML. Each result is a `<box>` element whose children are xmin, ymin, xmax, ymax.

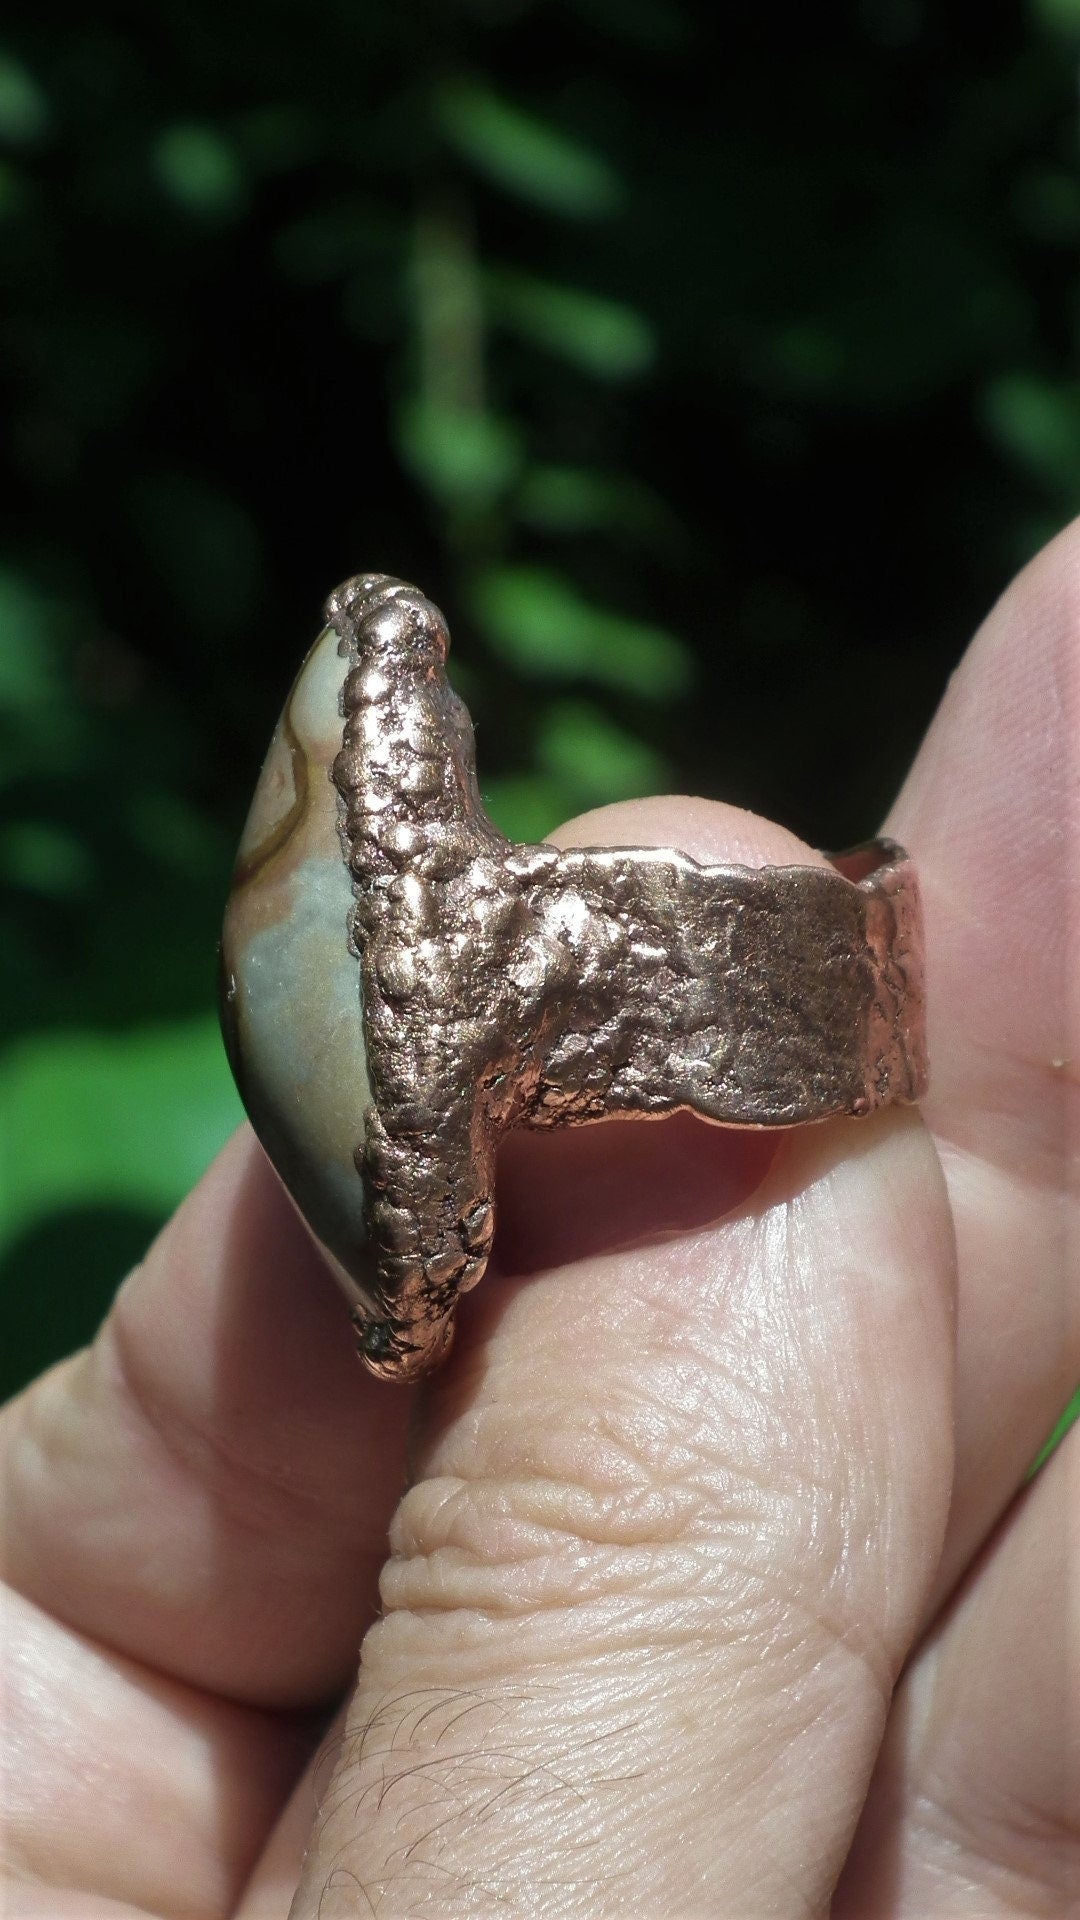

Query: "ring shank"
<box><xmin>513</xmin><ymin>834</ymin><xmax>927</xmax><ymax>1132</ymax></box>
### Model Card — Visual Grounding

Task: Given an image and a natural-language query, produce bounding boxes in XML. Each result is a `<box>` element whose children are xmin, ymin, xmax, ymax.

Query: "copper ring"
<box><xmin>221</xmin><ymin>574</ymin><xmax>927</xmax><ymax>1382</ymax></box>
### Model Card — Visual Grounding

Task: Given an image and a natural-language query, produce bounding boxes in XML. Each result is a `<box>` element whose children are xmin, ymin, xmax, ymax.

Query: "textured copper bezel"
<box><xmin>312</xmin><ymin>574</ymin><xmax>927</xmax><ymax>1382</ymax></box>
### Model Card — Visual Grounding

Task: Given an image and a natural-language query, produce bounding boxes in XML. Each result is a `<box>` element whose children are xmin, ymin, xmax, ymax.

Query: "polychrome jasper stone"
<box><xmin>221</xmin><ymin>573</ymin><xmax>926</xmax><ymax>1384</ymax></box>
<box><xmin>220</xmin><ymin>617</ymin><xmax>375</xmax><ymax>1309</ymax></box>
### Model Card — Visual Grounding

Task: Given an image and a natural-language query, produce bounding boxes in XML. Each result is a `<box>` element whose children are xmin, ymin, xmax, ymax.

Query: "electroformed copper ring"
<box><xmin>220</xmin><ymin>574</ymin><xmax>927</xmax><ymax>1382</ymax></box>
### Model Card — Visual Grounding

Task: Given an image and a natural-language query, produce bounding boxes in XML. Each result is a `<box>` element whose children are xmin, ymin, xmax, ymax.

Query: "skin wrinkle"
<box><xmin>919</xmin><ymin>1771</ymin><xmax>1080</xmax><ymax>1871</ymax></box>
<box><xmin>424</xmin><ymin>1392</ymin><xmax>748</xmax><ymax>1524</ymax></box>
<box><xmin>378</xmin><ymin>1723</ymin><xmax>642</xmax><ymax>1827</ymax></box>
<box><xmin>379</xmin><ymin>1467</ymin><xmax>889</xmax><ymax>1669</ymax></box>
<box><xmin>382</xmin><ymin>1539</ymin><xmax>726</xmax><ymax>1620</ymax></box>
<box><xmin>389</xmin><ymin>1471</ymin><xmax>710</xmax><ymax>1556</ymax></box>
<box><xmin>779</xmin><ymin>1584</ymin><xmax>895</xmax><ymax>1711</ymax></box>
<box><xmin>348</xmin><ymin>1688</ymin><xmax>537</xmax><ymax>1776</ymax></box>
<box><xmin>398</xmin><ymin>1347</ymin><xmax>827</xmax><ymax>1524</ymax></box>
<box><xmin>8</xmin><ymin>1341</ymin><xmax>301</xmax><ymax>1628</ymax></box>
<box><xmin>365</xmin><ymin>1597</ymin><xmax>776</xmax><ymax>1686</ymax></box>
<box><xmin>441</xmin><ymin>1168</ymin><xmax>930</xmax><ymax>1536</ymax></box>
<box><xmin>384</xmin><ymin>1421</ymin><xmax>849</xmax><ymax>1626</ymax></box>
<box><xmin>898</xmin><ymin>1786</ymin><xmax>1077</xmax><ymax>1917</ymax></box>
<box><xmin>103</xmin><ymin>1305</ymin><xmax>362</xmax><ymax>1550</ymax></box>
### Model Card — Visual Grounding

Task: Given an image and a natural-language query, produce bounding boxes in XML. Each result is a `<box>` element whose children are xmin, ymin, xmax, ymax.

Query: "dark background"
<box><xmin>2</xmin><ymin>1</ymin><xmax>1078</xmax><ymax>1399</ymax></box>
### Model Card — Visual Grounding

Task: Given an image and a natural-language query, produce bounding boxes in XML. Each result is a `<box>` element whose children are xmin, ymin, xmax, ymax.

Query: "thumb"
<box><xmin>287</xmin><ymin>800</ymin><xmax>955</xmax><ymax>1920</ymax></box>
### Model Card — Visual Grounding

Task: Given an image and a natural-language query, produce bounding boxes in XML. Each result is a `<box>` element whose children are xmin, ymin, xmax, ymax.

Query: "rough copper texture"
<box><xmin>319</xmin><ymin>573</ymin><xmax>927</xmax><ymax>1381</ymax></box>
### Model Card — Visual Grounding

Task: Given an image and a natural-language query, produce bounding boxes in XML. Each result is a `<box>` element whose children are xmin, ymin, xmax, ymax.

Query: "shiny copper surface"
<box><xmin>317</xmin><ymin>574</ymin><xmax>927</xmax><ymax>1380</ymax></box>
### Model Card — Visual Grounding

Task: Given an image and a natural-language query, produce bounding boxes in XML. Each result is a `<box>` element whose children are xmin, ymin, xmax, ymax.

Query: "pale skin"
<box><xmin>0</xmin><ymin>520</ymin><xmax>1076</xmax><ymax>1919</ymax></box>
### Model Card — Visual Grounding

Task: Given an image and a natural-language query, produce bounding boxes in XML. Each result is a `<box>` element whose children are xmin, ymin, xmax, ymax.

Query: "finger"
<box><xmin>884</xmin><ymin>514</ymin><xmax>1080</xmax><ymax>1600</ymax></box>
<box><xmin>289</xmin><ymin>799</ymin><xmax>957</xmax><ymax>1920</ymax></box>
<box><xmin>1</xmin><ymin>1579</ymin><xmax>310</xmax><ymax>1920</ymax></box>
<box><xmin>0</xmin><ymin>1127</ymin><xmax>414</xmax><ymax>1708</ymax></box>
<box><xmin>834</xmin><ymin>1426</ymin><xmax>1077</xmax><ymax>1918</ymax></box>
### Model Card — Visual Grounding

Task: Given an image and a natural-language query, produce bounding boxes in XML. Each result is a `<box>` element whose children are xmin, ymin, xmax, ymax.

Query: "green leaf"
<box><xmin>492</xmin><ymin>271</ymin><xmax>654</xmax><ymax>379</ymax></box>
<box><xmin>537</xmin><ymin>699</ymin><xmax>665</xmax><ymax>804</ymax></box>
<box><xmin>0</xmin><ymin>52</ymin><xmax>48</xmax><ymax>146</ymax></box>
<box><xmin>471</xmin><ymin>566</ymin><xmax>692</xmax><ymax>698</ymax></box>
<box><xmin>516</xmin><ymin>466</ymin><xmax>626</xmax><ymax>533</ymax></box>
<box><xmin>0</xmin><ymin>566</ymin><xmax>64</xmax><ymax>711</ymax></box>
<box><xmin>981</xmin><ymin>374</ymin><xmax>1080</xmax><ymax>497</ymax></box>
<box><xmin>1030</xmin><ymin>0</ymin><xmax>1080</xmax><ymax>36</ymax></box>
<box><xmin>483</xmin><ymin>705</ymin><xmax>667</xmax><ymax>837</ymax></box>
<box><xmin>153</xmin><ymin>124</ymin><xmax>247</xmax><ymax>219</ymax></box>
<box><xmin>511</xmin><ymin>467</ymin><xmax>684</xmax><ymax>549</ymax></box>
<box><xmin>125</xmin><ymin>789</ymin><xmax>228</xmax><ymax>880</ymax></box>
<box><xmin>0</xmin><ymin>822</ymin><xmax>90</xmax><ymax>898</ymax></box>
<box><xmin>436</xmin><ymin>78</ymin><xmax>621</xmax><ymax>219</ymax></box>
<box><xmin>0</xmin><ymin>566</ymin><xmax>91</xmax><ymax>779</ymax></box>
<box><xmin>481</xmin><ymin>773</ymin><xmax>574</xmax><ymax>842</ymax></box>
<box><xmin>396</xmin><ymin>398</ymin><xmax>521</xmax><ymax>507</ymax></box>
<box><xmin>0</xmin><ymin>1018</ymin><xmax>243</xmax><ymax>1263</ymax></box>
<box><xmin>1029</xmin><ymin>1383</ymin><xmax>1080</xmax><ymax>1475</ymax></box>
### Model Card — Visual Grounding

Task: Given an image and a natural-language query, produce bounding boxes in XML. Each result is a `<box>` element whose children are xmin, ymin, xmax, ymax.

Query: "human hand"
<box><xmin>2</xmin><ymin>522</ymin><xmax>1075</xmax><ymax>1918</ymax></box>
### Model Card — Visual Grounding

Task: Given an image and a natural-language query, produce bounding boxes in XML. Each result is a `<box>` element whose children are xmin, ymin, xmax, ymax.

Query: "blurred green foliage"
<box><xmin>0</xmin><ymin>2</ymin><xmax>1077</xmax><ymax>1409</ymax></box>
